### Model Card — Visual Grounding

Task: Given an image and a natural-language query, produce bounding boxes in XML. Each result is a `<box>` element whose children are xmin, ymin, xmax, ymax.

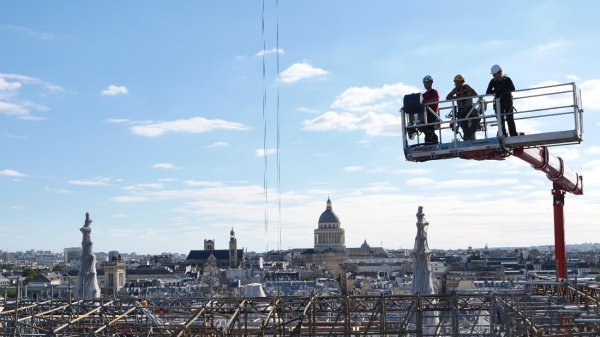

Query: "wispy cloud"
<box><xmin>279</xmin><ymin>62</ymin><xmax>328</xmax><ymax>84</ymax></box>
<box><xmin>124</xmin><ymin>183</ymin><xmax>163</xmax><ymax>191</ymax></box>
<box><xmin>394</xmin><ymin>168</ymin><xmax>433</xmax><ymax>175</ymax></box>
<box><xmin>0</xmin><ymin>24</ymin><xmax>59</xmax><ymax>41</ymax></box>
<box><xmin>536</xmin><ymin>40</ymin><xmax>565</xmax><ymax>52</ymax></box>
<box><xmin>129</xmin><ymin>117</ymin><xmax>249</xmax><ymax>137</ymax></box>
<box><xmin>0</xmin><ymin>73</ymin><xmax>62</xmax><ymax>120</ymax></box>
<box><xmin>331</xmin><ymin>83</ymin><xmax>418</xmax><ymax>112</ymax></box>
<box><xmin>0</xmin><ymin>169</ymin><xmax>26</xmax><ymax>177</ymax></box>
<box><xmin>104</xmin><ymin>118</ymin><xmax>131</xmax><ymax>124</ymax></box>
<box><xmin>296</xmin><ymin>107</ymin><xmax>319</xmax><ymax>114</ymax></box>
<box><xmin>580</xmin><ymin>79</ymin><xmax>600</xmax><ymax>109</ymax></box>
<box><xmin>68</xmin><ymin>177</ymin><xmax>111</xmax><ymax>186</ymax></box>
<box><xmin>344</xmin><ymin>166</ymin><xmax>364</xmax><ymax>173</ymax></box>
<box><xmin>152</xmin><ymin>163</ymin><xmax>180</xmax><ymax>170</ymax></box>
<box><xmin>406</xmin><ymin>177</ymin><xmax>435</xmax><ymax>186</ymax></box>
<box><xmin>44</xmin><ymin>186</ymin><xmax>71</xmax><ymax>194</ymax></box>
<box><xmin>255</xmin><ymin>148</ymin><xmax>277</xmax><ymax>157</ymax></box>
<box><xmin>255</xmin><ymin>47</ymin><xmax>285</xmax><ymax>57</ymax></box>
<box><xmin>0</xmin><ymin>77</ymin><xmax>22</xmax><ymax>90</ymax></box>
<box><xmin>585</xmin><ymin>146</ymin><xmax>600</xmax><ymax>155</ymax></box>
<box><xmin>1</xmin><ymin>132</ymin><xmax>28</xmax><ymax>139</ymax></box>
<box><xmin>302</xmin><ymin>82</ymin><xmax>420</xmax><ymax>136</ymax></box>
<box><xmin>205</xmin><ymin>141</ymin><xmax>229</xmax><ymax>149</ymax></box>
<box><xmin>183</xmin><ymin>180</ymin><xmax>223</xmax><ymax>187</ymax></box>
<box><xmin>302</xmin><ymin>111</ymin><xmax>403</xmax><ymax>136</ymax></box>
<box><xmin>101</xmin><ymin>85</ymin><xmax>128</xmax><ymax>96</ymax></box>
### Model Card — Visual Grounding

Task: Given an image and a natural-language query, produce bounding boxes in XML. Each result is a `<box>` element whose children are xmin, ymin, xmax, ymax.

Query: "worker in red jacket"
<box><xmin>421</xmin><ymin>75</ymin><xmax>440</xmax><ymax>144</ymax></box>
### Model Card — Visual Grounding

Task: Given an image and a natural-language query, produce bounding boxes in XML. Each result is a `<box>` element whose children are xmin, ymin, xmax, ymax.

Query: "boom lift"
<box><xmin>401</xmin><ymin>82</ymin><xmax>584</xmax><ymax>280</ymax></box>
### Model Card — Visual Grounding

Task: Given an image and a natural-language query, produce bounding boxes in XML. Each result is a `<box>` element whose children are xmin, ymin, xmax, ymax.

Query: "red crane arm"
<box><xmin>513</xmin><ymin>146</ymin><xmax>583</xmax><ymax>280</ymax></box>
<box><xmin>512</xmin><ymin>147</ymin><xmax>583</xmax><ymax>195</ymax></box>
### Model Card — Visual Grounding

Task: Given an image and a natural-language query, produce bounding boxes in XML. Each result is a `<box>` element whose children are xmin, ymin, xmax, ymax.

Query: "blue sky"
<box><xmin>1</xmin><ymin>1</ymin><xmax>600</xmax><ymax>254</ymax></box>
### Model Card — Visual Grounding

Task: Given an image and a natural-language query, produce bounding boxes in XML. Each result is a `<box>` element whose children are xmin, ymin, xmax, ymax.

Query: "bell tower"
<box><xmin>229</xmin><ymin>228</ymin><xmax>238</xmax><ymax>268</ymax></box>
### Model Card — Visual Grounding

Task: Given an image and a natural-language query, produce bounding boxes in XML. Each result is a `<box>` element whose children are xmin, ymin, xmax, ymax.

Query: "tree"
<box><xmin>22</xmin><ymin>268</ymin><xmax>39</xmax><ymax>281</ymax></box>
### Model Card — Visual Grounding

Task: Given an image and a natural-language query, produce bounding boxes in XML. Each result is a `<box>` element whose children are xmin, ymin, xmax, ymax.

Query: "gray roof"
<box><xmin>318</xmin><ymin>198</ymin><xmax>340</xmax><ymax>224</ymax></box>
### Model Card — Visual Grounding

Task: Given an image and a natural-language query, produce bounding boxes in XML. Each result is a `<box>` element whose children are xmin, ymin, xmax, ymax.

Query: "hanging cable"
<box><xmin>276</xmin><ymin>0</ymin><xmax>281</xmax><ymax>251</ymax></box>
<box><xmin>261</xmin><ymin>0</ymin><xmax>269</xmax><ymax>240</ymax></box>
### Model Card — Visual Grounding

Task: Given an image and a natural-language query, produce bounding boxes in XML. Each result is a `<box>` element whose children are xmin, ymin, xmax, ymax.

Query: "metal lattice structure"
<box><xmin>1</xmin><ymin>282</ymin><xmax>599</xmax><ymax>336</ymax></box>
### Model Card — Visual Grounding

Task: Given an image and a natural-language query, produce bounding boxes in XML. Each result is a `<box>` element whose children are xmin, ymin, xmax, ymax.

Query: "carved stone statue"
<box><xmin>77</xmin><ymin>212</ymin><xmax>101</xmax><ymax>299</ymax></box>
<box><xmin>412</xmin><ymin>206</ymin><xmax>434</xmax><ymax>295</ymax></box>
<box><xmin>411</xmin><ymin>206</ymin><xmax>438</xmax><ymax>332</ymax></box>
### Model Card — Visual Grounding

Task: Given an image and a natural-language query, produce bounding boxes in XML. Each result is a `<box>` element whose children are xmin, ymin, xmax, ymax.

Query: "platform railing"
<box><xmin>402</xmin><ymin>82</ymin><xmax>583</xmax><ymax>160</ymax></box>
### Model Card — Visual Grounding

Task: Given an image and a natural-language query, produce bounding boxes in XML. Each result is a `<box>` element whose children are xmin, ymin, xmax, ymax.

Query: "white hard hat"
<box><xmin>491</xmin><ymin>64</ymin><xmax>502</xmax><ymax>74</ymax></box>
<box><xmin>423</xmin><ymin>75</ymin><xmax>434</xmax><ymax>83</ymax></box>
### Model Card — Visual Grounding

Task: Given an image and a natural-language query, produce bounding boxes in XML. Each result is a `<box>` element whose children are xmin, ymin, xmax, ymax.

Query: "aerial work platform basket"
<box><xmin>401</xmin><ymin>82</ymin><xmax>583</xmax><ymax>162</ymax></box>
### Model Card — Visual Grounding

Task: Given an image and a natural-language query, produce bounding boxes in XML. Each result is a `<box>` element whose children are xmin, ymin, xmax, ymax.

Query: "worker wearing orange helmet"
<box><xmin>486</xmin><ymin>65</ymin><xmax>518</xmax><ymax>137</ymax></box>
<box><xmin>446</xmin><ymin>74</ymin><xmax>479</xmax><ymax>140</ymax></box>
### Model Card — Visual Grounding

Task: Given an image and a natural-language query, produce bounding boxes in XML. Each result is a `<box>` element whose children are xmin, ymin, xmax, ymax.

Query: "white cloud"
<box><xmin>0</xmin><ymin>77</ymin><xmax>22</xmax><ymax>90</ymax></box>
<box><xmin>112</xmin><ymin>195</ymin><xmax>149</xmax><ymax>203</ymax></box>
<box><xmin>0</xmin><ymin>169</ymin><xmax>26</xmax><ymax>177</ymax></box>
<box><xmin>566</xmin><ymin>74</ymin><xmax>581</xmax><ymax>82</ymax></box>
<box><xmin>104</xmin><ymin>118</ymin><xmax>130</xmax><ymax>124</ymax></box>
<box><xmin>0</xmin><ymin>25</ymin><xmax>59</xmax><ymax>41</ymax></box>
<box><xmin>437</xmin><ymin>178</ymin><xmax>519</xmax><ymax>189</ymax></box>
<box><xmin>130</xmin><ymin>117</ymin><xmax>249</xmax><ymax>137</ymax></box>
<box><xmin>302</xmin><ymin>82</ymin><xmax>420</xmax><ymax>137</ymax></box>
<box><xmin>279</xmin><ymin>62</ymin><xmax>328</xmax><ymax>84</ymax></box>
<box><xmin>44</xmin><ymin>186</ymin><xmax>71</xmax><ymax>194</ymax></box>
<box><xmin>585</xmin><ymin>146</ymin><xmax>600</xmax><ymax>155</ymax></box>
<box><xmin>406</xmin><ymin>177</ymin><xmax>435</xmax><ymax>186</ymax></box>
<box><xmin>580</xmin><ymin>79</ymin><xmax>600</xmax><ymax>110</ymax></box>
<box><xmin>536</xmin><ymin>40</ymin><xmax>565</xmax><ymax>52</ymax></box>
<box><xmin>255</xmin><ymin>148</ymin><xmax>278</xmax><ymax>157</ymax></box>
<box><xmin>331</xmin><ymin>83</ymin><xmax>419</xmax><ymax>112</ymax></box>
<box><xmin>367</xmin><ymin>166</ymin><xmax>389</xmax><ymax>173</ymax></box>
<box><xmin>68</xmin><ymin>177</ymin><xmax>111</xmax><ymax>186</ymax></box>
<box><xmin>394</xmin><ymin>168</ymin><xmax>432</xmax><ymax>175</ymax></box>
<box><xmin>205</xmin><ymin>141</ymin><xmax>229</xmax><ymax>149</ymax></box>
<box><xmin>101</xmin><ymin>85</ymin><xmax>128</xmax><ymax>96</ymax></box>
<box><xmin>124</xmin><ymin>183</ymin><xmax>163</xmax><ymax>191</ymax></box>
<box><xmin>296</xmin><ymin>107</ymin><xmax>319</xmax><ymax>114</ymax></box>
<box><xmin>255</xmin><ymin>48</ymin><xmax>285</xmax><ymax>57</ymax></box>
<box><xmin>152</xmin><ymin>163</ymin><xmax>180</xmax><ymax>170</ymax></box>
<box><xmin>0</xmin><ymin>73</ymin><xmax>61</xmax><ymax>120</ymax></box>
<box><xmin>303</xmin><ymin>111</ymin><xmax>403</xmax><ymax>136</ymax></box>
<box><xmin>344</xmin><ymin>166</ymin><xmax>364</xmax><ymax>173</ymax></box>
<box><xmin>183</xmin><ymin>180</ymin><xmax>223</xmax><ymax>187</ymax></box>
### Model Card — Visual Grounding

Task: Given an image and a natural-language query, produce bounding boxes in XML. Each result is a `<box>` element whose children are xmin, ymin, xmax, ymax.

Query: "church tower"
<box><xmin>314</xmin><ymin>197</ymin><xmax>346</xmax><ymax>253</ymax></box>
<box><xmin>229</xmin><ymin>228</ymin><xmax>238</xmax><ymax>268</ymax></box>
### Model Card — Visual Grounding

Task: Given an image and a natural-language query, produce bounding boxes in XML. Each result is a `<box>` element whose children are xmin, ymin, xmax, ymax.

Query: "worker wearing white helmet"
<box><xmin>486</xmin><ymin>64</ymin><xmax>518</xmax><ymax>137</ymax></box>
<box><xmin>421</xmin><ymin>75</ymin><xmax>440</xmax><ymax>144</ymax></box>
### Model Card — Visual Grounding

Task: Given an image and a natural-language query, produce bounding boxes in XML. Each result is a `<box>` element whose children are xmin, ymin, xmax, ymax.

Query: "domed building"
<box><xmin>314</xmin><ymin>198</ymin><xmax>346</xmax><ymax>253</ymax></box>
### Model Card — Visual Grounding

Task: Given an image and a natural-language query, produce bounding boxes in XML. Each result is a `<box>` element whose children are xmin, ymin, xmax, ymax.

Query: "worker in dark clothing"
<box><xmin>421</xmin><ymin>75</ymin><xmax>440</xmax><ymax>144</ymax></box>
<box><xmin>446</xmin><ymin>74</ymin><xmax>479</xmax><ymax>140</ymax></box>
<box><xmin>486</xmin><ymin>64</ymin><xmax>518</xmax><ymax>137</ymax></box>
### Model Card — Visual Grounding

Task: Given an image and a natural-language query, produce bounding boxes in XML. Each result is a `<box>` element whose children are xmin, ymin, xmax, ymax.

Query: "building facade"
<box><xmin>314</xmin><ymin>198</ymin><xmax>346</xmax><ymax>253</ymax></box>
<box><xmin>186</xmin><ymin>228</ymin><xmax>244</xmax><ymax>273</ymax></box>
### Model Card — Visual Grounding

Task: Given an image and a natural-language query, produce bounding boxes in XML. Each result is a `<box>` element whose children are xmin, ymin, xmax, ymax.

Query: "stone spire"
<box><xmin>411</xmin><ymin>206</ymin><xmax>435</xmax><ymax>295</ymax></box>
<box><xmin>77</xmin><ymin>212</ymin><xmax>101</xmax><ymax>299</ymax></box>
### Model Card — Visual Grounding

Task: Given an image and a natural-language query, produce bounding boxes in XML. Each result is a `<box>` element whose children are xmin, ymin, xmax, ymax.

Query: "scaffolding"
<box><xmin>1</xmin><ymin>281</ymin><xmax>598</xmax><ymax>336</ymax></box>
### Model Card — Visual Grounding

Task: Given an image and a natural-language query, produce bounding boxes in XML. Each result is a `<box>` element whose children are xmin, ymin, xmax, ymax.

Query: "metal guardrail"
<box><xmin>402</xmin><ymin>82</ymin><xmax>583</xmax><ymax>162</ymax></box>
